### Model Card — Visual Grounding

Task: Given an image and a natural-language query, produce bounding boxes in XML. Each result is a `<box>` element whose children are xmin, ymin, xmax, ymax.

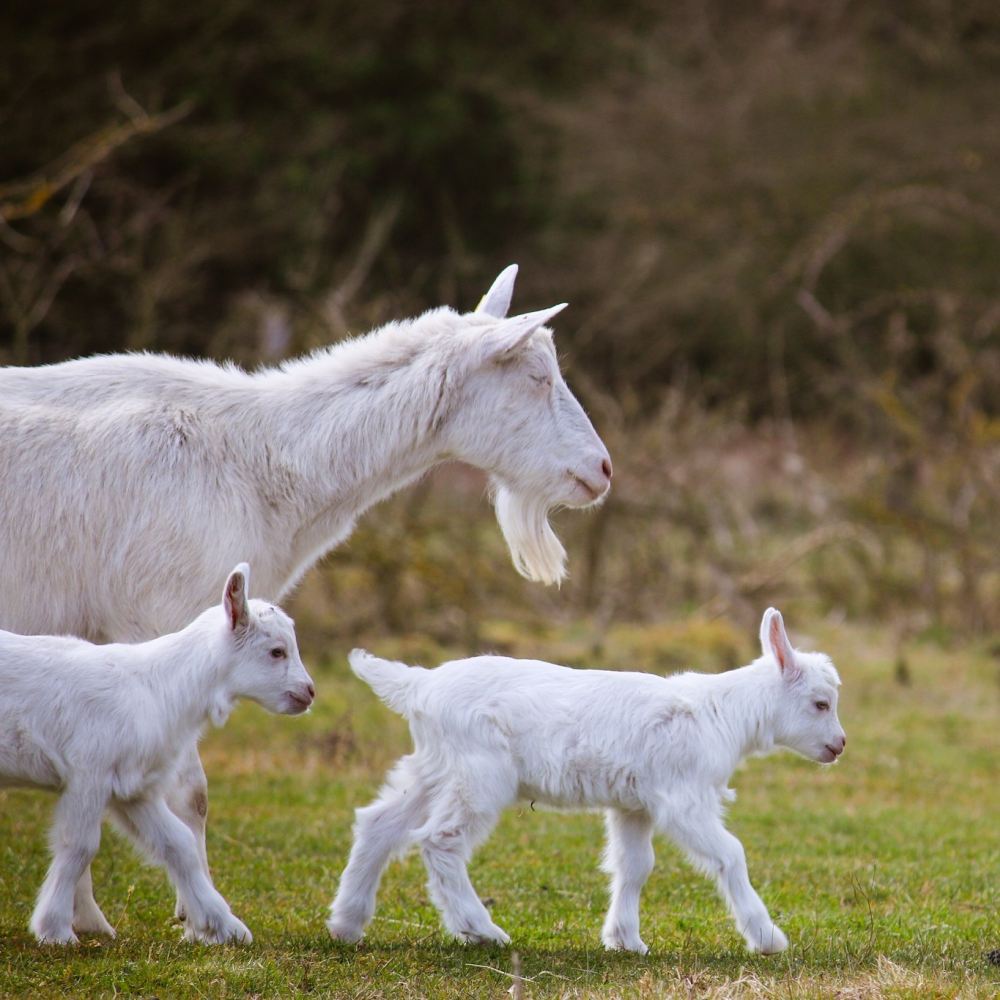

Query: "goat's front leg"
<box><xmin>601</xmin><ymin>808</ymin><xmax>655</xmax><ymax>954</ymax></box>
<box><xmin>660</xmin><ymin>806</ymin><xmax>788</xmax><ymax>954</ymax></box>
<box><xmin>31</xmin><ymin>784</ymin><xmax>108</xmax><ymax>945</ymax></box>
<box><xmin>163</xmin><ymin>742</ymin><xmax>212</xmax><ymax>922</ymax></box>
<box><xmin>112</xmin><ymin>796</ymin><xmax>251</xmax><ymax>945</ymax></box>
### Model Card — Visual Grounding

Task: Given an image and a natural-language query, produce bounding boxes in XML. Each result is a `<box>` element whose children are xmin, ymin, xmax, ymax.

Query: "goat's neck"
<box><xmin>251</xmin><ymin>328</ymin><xmax>456</xmax><ymax>576</ymax></box>
<box><xmin>137</xmin><ymin>622</ymin><xmax>233</xmax><ymax>740</ymax></box>
<box><xmin>706</xmin><ymin>664</ymin><xmax>779</xmax><ymax>766</ymax></box>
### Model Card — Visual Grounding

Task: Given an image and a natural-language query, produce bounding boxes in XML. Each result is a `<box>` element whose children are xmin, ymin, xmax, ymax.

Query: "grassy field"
<box><xmin>0</xmin><ymin>618</ymin><xmax>997</xmax><ymax>998</ymax></box>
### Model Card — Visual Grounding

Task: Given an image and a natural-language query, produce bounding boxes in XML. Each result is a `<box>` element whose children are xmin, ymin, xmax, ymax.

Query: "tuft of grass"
<box><xmin>0</xmin><ymin>619</ymin><xmax>997</xmax><ymax>998</ymax></box>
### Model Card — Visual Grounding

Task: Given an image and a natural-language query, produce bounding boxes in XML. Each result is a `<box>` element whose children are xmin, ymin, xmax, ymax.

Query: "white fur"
<box><xmin>0</xmin><ymin>564</ymin><xmax>314</xmax><ymax>946</ymax></box>
<box><xmin>0</xmin><ymin>266</ymin><xmax>607</xmax><ymax>643</ymax></box>
<box><xmin>0</xmin><ymin>265</ymin><xmax>610</xmax><ymax>922</ymax></box>
<box><xmin>327</xmin><ymin>608</ymin><xmax>846</xmax><ymax>954</ymax></box>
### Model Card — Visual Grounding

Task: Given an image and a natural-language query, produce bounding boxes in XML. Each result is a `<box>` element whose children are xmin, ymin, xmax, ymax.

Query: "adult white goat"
<box><xmin>328</xmin><ymin>609</ymin><xmax>846</xmax><ymax>954</ymax></box>
<box><xmin>0</xmin><ymin>564</ymin><xmax>314</xmax><ymax>945</ymax></box>
<box><xmin>0</xmin><ymin>265</ymin><xmax>610</xmax><ymax>927</ymax></box>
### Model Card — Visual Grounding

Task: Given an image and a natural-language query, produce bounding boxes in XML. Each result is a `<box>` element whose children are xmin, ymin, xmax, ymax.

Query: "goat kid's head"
<box><xmin>220</xmin><ymin>563</ymin><xmax>315</xmax><ymax>719</ymax></box>
<box><xmin>453</xmin><ymin>265</ymin><xmax>612</xmax><ymax>586</ymax></box>
<box><xmin>760</xmin><ymin>607</ymin><xmax>846</xmax><ymax>765</ymax></box>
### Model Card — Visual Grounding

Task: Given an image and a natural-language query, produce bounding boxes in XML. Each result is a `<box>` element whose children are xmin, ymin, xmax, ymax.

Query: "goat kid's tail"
<box><xmin>348</xmin><ymin>648</ymin><xmax>423</xmax><ymax>715</ymax></box>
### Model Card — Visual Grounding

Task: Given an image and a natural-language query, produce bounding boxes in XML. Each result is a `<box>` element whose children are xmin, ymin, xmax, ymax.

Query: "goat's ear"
<box><xmin>760</xmin><ymin>607</ymin><xmax>800</xmax><ymax>680</ymax></box>
<box><xmin>475</xmin><ymin>263</ymin><xmax>519</xmax><ymax>318</ymax></box>
<box><xmin>481</xmin><ymin>303</ymin><xmax>568</xmax><ymax>362</ymax></box>
<box><xmin>223</xmin><ymin>563</ymin><xmax>251</xmax><ymax>631</ymax></box>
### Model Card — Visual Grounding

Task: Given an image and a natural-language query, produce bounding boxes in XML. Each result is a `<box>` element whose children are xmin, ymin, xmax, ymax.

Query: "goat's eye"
<box><xmin>270</xmin><ymin>648</ymin><xmax>287</xmax><ymax>660</ymax></box>
<box><xmin>814</xmin><ymin>700</ymin><xmax>830</xmax><ymax>712</ymax></box>
<box><xmin>530</xmin><ymin>373</ymin><xmax>552</xmax><ymax>388</ymax></box>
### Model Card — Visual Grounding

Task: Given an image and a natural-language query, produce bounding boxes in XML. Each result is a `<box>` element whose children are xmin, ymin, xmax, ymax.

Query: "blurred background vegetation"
<box><xmin>2</xmin><ymin>0</ymin><xmax>998</xmax><ymax>659</ymax></box>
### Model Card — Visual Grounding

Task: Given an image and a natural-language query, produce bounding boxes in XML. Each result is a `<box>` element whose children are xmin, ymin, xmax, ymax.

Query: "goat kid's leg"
<box><xmin>163</xmin><ymin>743</ymin><xmax>212</xmax><ymax>922</ymax></box>
<box><xmin>113</xmin><ymin>797</ymin><xmax>251</xmax><ymax>945</ymax></box>
<box><xmin>600</xmin><ymin>808</ymin><xmax>655</xmax><ymax>954</ymax></box>
<box><xmin>72</xmin><ymin>866</ymin><xmax>116</xmax><ymax>938</ymax></box>
<box><xmin>328</xmin><ymin>758</ymin><xmax>430</xmax><ymax>943</ymax></box>
<box><xmin>663</xmin><ymin>809</ymin><xmax>787</xmax><ymax>954</ymax></box>
<box><xmin>31</xmin><ymin>785</ymin><xmax>108</xmax><ymax>945</ymax></box>
<box><xmin>418</xmin><ymin>785</ymin><xmax>510</xmax><ymax>946</ymax></box>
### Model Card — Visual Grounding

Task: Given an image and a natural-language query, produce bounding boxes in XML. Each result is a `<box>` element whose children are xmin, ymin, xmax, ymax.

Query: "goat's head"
<box><xmin>760</xmin><ymin>607</ymin><xmax>846</xmax><ymax>764</ymax></box>
<box><xmin>447</xmin><ymin>265</ymin><xmax>612</xmax><ymax>586</ymax></box>
<box><xmin>220</xmin><ymin>563</ymin><xmax>315</xmax><ymax>718</ymax></box>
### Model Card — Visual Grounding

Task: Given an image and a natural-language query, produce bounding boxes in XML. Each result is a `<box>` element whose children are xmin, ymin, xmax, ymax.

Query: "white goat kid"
<box><xmin>0</xmin><ymin>564</ymin><xmax>314</xmax><ymax>945</ymax></box>
<box><xmin>328</xmin><ymin>608</ymin><xmax>846</xmax><ymax>954</ymax></box>
<box><xmin>0</xmin><ymin>264</ymin><xmax>610</xmax><ymax>924</ymax></box>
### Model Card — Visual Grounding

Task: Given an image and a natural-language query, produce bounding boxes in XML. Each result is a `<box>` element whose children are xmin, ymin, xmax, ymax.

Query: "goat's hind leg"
<box><xmin>601</xmin><ymin>808</ymin><xmax>655</xmax><ymax>954</ymax></box>
<box><xmin>328</xmin><ymin>755</ymin><xmax>430</xmax><ymax>943</ymax></box>
<box><xmin>417</xmin><ymin>774</ymin><xmax>513</xmax><ymax>946</ymax></box>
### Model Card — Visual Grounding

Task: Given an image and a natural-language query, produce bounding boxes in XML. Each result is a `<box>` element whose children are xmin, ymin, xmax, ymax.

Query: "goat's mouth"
<box><xmin>819</xmin><ymin>744</ymin><xmax>842</xmax><ymax>764</ymax></box>
<box><xmin>568</xmin><ymin>472</ymin><xmax>608</xmax><ymax>505</ymax></box>
<box><xmin>285</xmin><ymin>692</ymin><xmax>313</xmax><ymax>714</ymax></box>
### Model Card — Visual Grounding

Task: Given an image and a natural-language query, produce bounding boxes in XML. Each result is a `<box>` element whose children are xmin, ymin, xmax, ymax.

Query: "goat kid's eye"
<box><xmin>270</xmin><ymin>648</ymin><xmax>287</xmax><ymax>660</ymax></box>
<box><xmin>814</xmin><ymin>700</ymin><xmax>830</xmax><ymax>712</ymax></box>
<box><xmin>530</xmin><ymin>373</ymin><xmax>552</xmax><ymax>389</ymax></box>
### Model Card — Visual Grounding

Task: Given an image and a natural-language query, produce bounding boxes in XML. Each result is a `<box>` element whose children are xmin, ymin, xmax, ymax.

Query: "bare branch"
<box><xmin>0</xmin><ymin>100</ymin><xmax>194</xmax><ymax>222</ymax></box>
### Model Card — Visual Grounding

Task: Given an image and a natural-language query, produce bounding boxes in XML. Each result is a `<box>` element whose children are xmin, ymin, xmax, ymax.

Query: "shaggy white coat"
<box><xmin>328</xmin><ymin>609</ymin><xmax>846</xmax><ymax>954</ymax></box>
<box><xmin>0</xmin><ymin>265</ymin><xmax>610</xmax><ymax>920</ymax></box>
<box><xmin>0</xmin><ymin>565</ymin><xmax>314</xmax><ymax>945</ymax></box>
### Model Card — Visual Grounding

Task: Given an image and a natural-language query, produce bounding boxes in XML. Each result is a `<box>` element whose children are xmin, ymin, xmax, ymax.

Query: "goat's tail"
<box><xmin>348</xmin><ymin>648</ymin><xmax>423</xmax><ymax>715</ymax></box>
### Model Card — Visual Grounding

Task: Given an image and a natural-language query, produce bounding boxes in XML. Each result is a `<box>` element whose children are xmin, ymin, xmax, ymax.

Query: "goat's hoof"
<box><xmin>184</xmin><ymin>913</ymin><xmax>253</xmax><ymax>945</ymax></box>
<box><xmin>327</xmin><ymin>919</ymin><xmax>365</xmax><ymax>944</ymax></box>
<box><xmin>458</xmin><ymin>923</ymin><xmax>510</xmax><ymax>946</ymax></box>
<box><xmin>73</xmin><ymin>909</ymin><xmax>116</xmax><ymax>938</ymax></box>
<box><xmin>31</xmin><ymin>915</ymin><xmax>79</xmax><ymax>946</ymax></box>
<box><xmin>602</xmin><ymin>929</ymin><xmax>648</xmax><ymax>955</ymax></box>
<box><xmin>746</xmin><ymin>923</ymin><xmax>788</xmax><ymax>955</ymax></box>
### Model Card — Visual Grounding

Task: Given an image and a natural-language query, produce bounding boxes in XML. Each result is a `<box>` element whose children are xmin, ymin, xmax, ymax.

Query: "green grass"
<box><xmin>1</xmin><ymin>621</ymin><xmax>997</xmax><ymax>998</ymax></box>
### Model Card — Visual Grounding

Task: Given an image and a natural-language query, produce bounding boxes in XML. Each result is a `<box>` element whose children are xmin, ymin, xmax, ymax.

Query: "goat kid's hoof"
<box><xmin>73</xmin><ymin>910</ymin><xmax>117</xmax><ymax>938</ymax></box>
<box><xmin>745</xmin><ymin>923</ymin><xmax>788</xmax><ymax>955</ymax></box>
<box><xmin>458</xmin><ymin>923</ymin><xmax>511</xmax><ymax>946</ymax></box>
<box><xmin>602</xmin><ymin>929</ymin><xmax>649</xmax><ymax>955</ymax></box>
<box><xmin>184</xmin><ymin>913</ymin><xmax>253</xmax><ymax>945</ymax></box>
<box><xmin>31</xmin><ymin>916</ymin><xmax>79</xmax><ymax>946</ymax></box>
<box><xmin>326</xmin><ymin>919</ymin><xmax>365</xmax><ymax>944</ymax></box>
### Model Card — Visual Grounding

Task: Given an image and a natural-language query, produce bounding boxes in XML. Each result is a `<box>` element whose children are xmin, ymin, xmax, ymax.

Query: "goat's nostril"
<box><xmin>307</xmin><ymin>683</ymin><xmax>316</xmax><ymax>699</ymax></box>
<box><xmin>601</xmin><ymin>458</ymin><xmax>613</xmax><ymax>480</ymax></box>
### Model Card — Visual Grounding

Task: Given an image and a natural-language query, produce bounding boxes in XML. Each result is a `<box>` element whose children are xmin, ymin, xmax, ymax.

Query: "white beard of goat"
<box><xmin>0</xmin><ymin>265</ymin><xmax>610</xmax><ymax>933</ymax></box>
<box><xmin>328</xmin><ymin>608</ymin><xmax>847</xmax><ymax>955</ymax></box>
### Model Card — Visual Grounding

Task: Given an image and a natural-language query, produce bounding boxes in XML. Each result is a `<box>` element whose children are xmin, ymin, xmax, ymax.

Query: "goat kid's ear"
<box><xmin>475</xmin><ymin>263</ymin><xmax>519</xmax><ymax>318</ymax></box>
<box><xmin>760</xmin><ymin>607</ymin><xmax>800</xmax><ymax>681</ymax></box>
<box><xmin>223</xmin><ymin>562</ymin><xmax>251</xmax><ymax>631</ymax></box>
<box><xmin>480</xmin><ymin>303</ymin><xmax>568</xmax><ymax>363</ymax></box>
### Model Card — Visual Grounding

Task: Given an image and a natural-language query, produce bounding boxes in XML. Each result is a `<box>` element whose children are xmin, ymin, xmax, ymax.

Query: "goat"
<box><xmin>0</xmin><ymin>265</ymin><xmax>610</xmax><ymax>925</ymax></box>
<box><xmin>327</xmin><ymin>608</ymin><xmax>845</xmax><ymax>954</ymax></box>
<box><xmin>0</xmin><ymin>564</ymin><xmax>314</xmax><ymax>945</ymax></box>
